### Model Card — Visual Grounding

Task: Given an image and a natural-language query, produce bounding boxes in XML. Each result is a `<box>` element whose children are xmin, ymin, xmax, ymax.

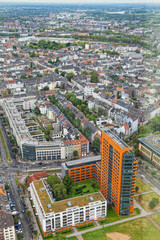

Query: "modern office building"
<box><xmin>139</xmin><ymin>134</ymin><xmax>160</xmax><ymax>169</ymax></box>
<box><xmin>62</xmin><ymin>130</ymin><xmax>137</xmax><ymax>216</ymax></box>
<box><xmin>29</xmin><ymin>179</ymin><xmax>107</xmax><ymax>235</ymax></box>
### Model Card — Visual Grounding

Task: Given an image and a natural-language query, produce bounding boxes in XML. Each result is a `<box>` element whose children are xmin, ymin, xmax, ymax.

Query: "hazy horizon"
<box><xmin>1</xmin><ymin>0</ymin><xmax>160</xmax><ymax>4</ymax></box>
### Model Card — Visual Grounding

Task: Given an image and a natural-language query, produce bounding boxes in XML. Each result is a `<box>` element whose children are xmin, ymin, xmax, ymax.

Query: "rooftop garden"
<box><xmin>34</xmin><ymin>176</ymin><xmax>103</xmax><ymax>214</ymax></box>
<box><xmin>46</xmin><ymin>175</ymin><xmax>100</xmax><ymax>202</ymax></box>
<box><xmin>67</xmin><ymin>179</ymin><xmax>100</xmax><ymax>199</ymax></box>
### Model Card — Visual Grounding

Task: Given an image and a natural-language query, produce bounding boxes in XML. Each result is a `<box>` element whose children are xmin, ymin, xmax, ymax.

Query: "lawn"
<box><xmin>135</xmin><ymin>192</ymin><xmax>160</xmax><ymax>212</ymax></box>
<box><xmin>151</xmin><ymin>212</ymin><xmax>160</xmax><ymax>226</ymax></box>
<box><xmin>67</xmin><ymin>179</ymin><xmax>100</xmax><ymax>199</ymax></box>
<box><xmin>0</xmin><ymin>128</ymin><xmax>6</xmax><ymax>148</ymax></box>
<box><xmin>99</xmin><ymin>207</ymin><xmax>140</xmax><ymax>225</ymax></box>
<box><xmin>68</xmin><ymin>237</ymin><xmax>78</xmax><ymax>240</ymax></box>
<box><xmin>5</xmin><ymin>151</ymin><xmax>12</xmax><ymax>165</ymax></box>
<box><xmin>77</xmin><ymin>222</ymin><xmax>95</xmax><ymax>232</ymax></box>
<box><xmin>135</xmin><ymin>177</ymin><xmax>150</xmax><ymax>193</ymax></box>
<box><xmin>82</xmin><ymin>217</ymin><xmax>160</xmax><ymax>240</ymax></box>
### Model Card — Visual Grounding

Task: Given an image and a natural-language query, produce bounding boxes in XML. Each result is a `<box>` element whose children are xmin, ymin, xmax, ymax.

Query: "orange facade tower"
<box><xmin>101</xmin><ymin>131</ymin><xmax>137</xmax><ymax>216</ymax></box>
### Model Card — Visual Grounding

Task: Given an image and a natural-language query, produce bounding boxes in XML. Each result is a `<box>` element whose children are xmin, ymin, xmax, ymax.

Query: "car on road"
<box><xmin>21</xmin><ymin>210</ymin><xmax>25</xmax><ymax>213</ymax></box>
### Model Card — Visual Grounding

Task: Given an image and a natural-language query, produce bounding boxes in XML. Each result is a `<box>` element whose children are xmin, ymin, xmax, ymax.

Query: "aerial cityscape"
<box><xmin>0</xmin><ymin>1</ymin><xmax>160</xmax><ymax>240</ymax></box>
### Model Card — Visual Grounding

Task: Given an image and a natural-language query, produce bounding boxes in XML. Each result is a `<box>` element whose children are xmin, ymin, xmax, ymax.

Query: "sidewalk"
<box><xmin>25</xmin><ymin>196</ymin><xmax>43</xmax><ymax>240</ymax></box>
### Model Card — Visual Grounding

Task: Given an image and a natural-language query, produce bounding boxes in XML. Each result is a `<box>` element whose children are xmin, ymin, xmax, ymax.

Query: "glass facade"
<box><xmin>120</xmin><ymin>153</ymin><xmax>134</xmax><ymax>216</ymax></box>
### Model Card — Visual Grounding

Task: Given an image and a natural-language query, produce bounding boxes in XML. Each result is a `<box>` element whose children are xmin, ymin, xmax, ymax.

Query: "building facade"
<box><xmin>62</xmin><ymin>131</ymin><xmax>137</xmax><ymax>216</ymax></box>
<box><xmin>29</xmin><ymin>180</ymin><xmax>107</xmax><ymax>235</ymax></box>
<box><xmin>101</xmin><ymin>131</ymin><xmax>137</xmax><ymax>216</ymax></box>
<box><xmin>139</xmin><ymin>135</ymin><xmax>160</xmax><ymax>169</ymax></box>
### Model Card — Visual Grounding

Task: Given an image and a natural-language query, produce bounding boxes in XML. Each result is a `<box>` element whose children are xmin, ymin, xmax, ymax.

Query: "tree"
<box><xmin>149</xmin><ymin>116</ymin><xmax>160</xmax><ymax>132</ymax></box>
<box><xmin>73</xmin><ymin>150</ymin><xmax>78</xmax><ymax>158</ymax></box>
<box><xmin>55</xmin><ymin>68</ymin><xmax>59</xmax><ymax>74</ymax></box>
<box><xmin>84</xmin><ymin>127</ymin><xmax>91</xmax><ymax>139</ymax></box>
<box><xmin>139</xmin><ymin>125</ymin><xmax>150</xmax><ymax>134</ymax></box>
<box><xmin>145</xmin><ymin>165</ymin><xmax>149</xmax><ymax>170</ymax></box>
<box><xmin>63</xmin><ymin>175</ymin><xmax>74</xmax><ymax>194</ymax></box>
<box><xmin>56</xmin><ymin>57</ymin><xmax>60</xmax><ymax>63</ymax></box>
<box><xmin>34</xmin><ymin>106</ymin><xmax>40</xmax><ymax>115</ymax></box>
<box><xmin>151</xmin><ymin>170</ymin><xmax>156</xmax><ymax>176</ymax></box>
<box><xmin>134</xmin><ymin>149</ymin><xmax>140</xmax><ymax>157</ymax></box>
<box><xmin>33</xmin><ymin>230</ymin><xmax>37</xmax><ymax>236</ymax></box>
<box><xmin>13</xmin><ymin>216</ymin><xmax>18</xmax><ymax>224</ymax></box>
<box><xmin>29</xmin><ymin>61</ymin><xmax>33</xmax><ymax>69</ymax></box>
<box><xmin>138</xmin><ymin>160</ymin><xmax>142</xmax><ymax>165</ymax></box>
<box><xmin>98</xmin><ymin>107</ymin><xmax>103</xmax><ymax>116</ymax></box>
<box><xmin>17</xmin><ymin>233</ymin><xmax>23</xmax><ymax>240</ymax></box>
<box><xmin>61</xmin><ymin>71</ymin><xmax>66</xmax><ymax>77</ymax></box>
<box><xmin>7</xmin><ymin>88</ymin><xmax>11</xmax><ymax>94</ymax></box>
<box><xmin>92</xmin><ymin>137</ymin><xmax>100</xmax><ymax>152</ymax></box>
<box><xmin>5</xmin><ymin>184</ymin><xmax>10</xmax><ymax>191</ymax></box>
<box><xmin>26</xmin><ymin>210</ymin><xmax>31</xmax><ymax>218</ymax></box>
<box><xmin>149</xmin><ymin>197</ymin><xmax>159</xmax><ymax>209</ymax></box>
<box><xmin>135</xmin><ymin>186</ymin><xmax>139</xmax><ymax>192</ymax></box>
<box><xmin>43</xmin><ymin>86</ymin><xmax>49</xmax><ymax>91</ymax></box>
<box><xmin>82</xmin><ymin>70</ymin><xmax>89</xmax><ymax>75</ymax></box>
<box><xmin>90</xmin><ymin>71</ymin><xmax>98</xmax><ymax>83</ymax></box>
<box><xmin>53</xmin><ymin>183</ymin><xmax>67</xmax><ymax>201</ymax></box>
<box><xmin>12</xmin><ymin>148</ymin><xmax>18</xmax><ymax>153</ymax></box>
<box><xmin>47</xmin><ymin>175</ymin><xmax>60</xmax><ymax>188</ymax></box>
<box><xmin>66</xmin><ymin>72</ymin><xmax>74</xmax><ymax>82</ymax></box>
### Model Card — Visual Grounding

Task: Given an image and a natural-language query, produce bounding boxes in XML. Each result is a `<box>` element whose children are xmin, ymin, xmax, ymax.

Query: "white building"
<box><xmin>29</xmin><ymin>180</ymin><xmax>107</xmax><ymax>234</ymax></box>
<box><xmin>39</xmin><ymin>104</ymin><xmax>47</xmax><ymax>115</ymax></box>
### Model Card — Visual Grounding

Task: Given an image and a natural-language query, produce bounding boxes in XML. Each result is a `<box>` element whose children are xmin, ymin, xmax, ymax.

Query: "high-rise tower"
<box><xmin>101</xmin><ymin>130</ymin><xmax>137</xmax><ymax>216</ymax></box>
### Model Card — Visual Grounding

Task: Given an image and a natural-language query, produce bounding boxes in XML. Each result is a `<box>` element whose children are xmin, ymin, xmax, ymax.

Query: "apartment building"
<box><xmin>29</xmin><ymin>180</ymin><xmax>107</xmax><ymax>235</ymax></box>
<box><xmin>62</xmin><ymin>130</ymin><xmax>137</xmax><ymax>216</ymax></box>
<box><xmin>61</xmin><ymin>156</ymin><xmax>101</xmax><ymax>184</ymax></box>
<box><xmin>3</xmin><ymin>99</ymin><xmax>89</xmax><ymax>161</ymax></box>
<box><xmin>101</xmin><ymin>131</ymin><xmax>137</xmax><ymax>216</ymax></box>
<box><xmin>0</xmin><ymin>188</ymin><xmax>16</xmax><ymax>240</ymax></box>
<box><xmin>139</xmin><ymin>135</ymin><xmax>160</xmax><ymax>169</ymax></box>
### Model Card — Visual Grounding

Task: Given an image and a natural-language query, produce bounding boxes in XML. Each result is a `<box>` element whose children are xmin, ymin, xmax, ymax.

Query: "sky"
<box><xmin>1</xmin><ymin>0</ymin><xmax>160</xmax><ymax>4</ymax></box>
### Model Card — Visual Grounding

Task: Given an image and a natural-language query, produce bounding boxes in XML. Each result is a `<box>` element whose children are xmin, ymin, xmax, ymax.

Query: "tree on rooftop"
<box><xmin>47</xmin><ymin>174</ymin><xmax>60</xmax><ymax>188</ymax></box>
<box><xmin>53</xmin><ymin>183</ymin><xmax>67</xmax><ymax>201</ymax></box>
<box><xmin>92</xmin><ymin>137</ymin><xmax>100</xmax><ymax>152</ymax></box>
<box><xmin>63</xmin><ymin>175</ymin><xmax>74</xmax><ymax>194</ymax></box>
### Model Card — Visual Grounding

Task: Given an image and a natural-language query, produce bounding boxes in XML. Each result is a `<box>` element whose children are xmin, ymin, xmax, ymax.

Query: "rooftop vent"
<box><xmin>40</xmin><ymin>188</ymin><xmax>45</xmax><ymax>191</ymax></box>
<box><xmin>89</xmin><ymin>197</ymin><xmax>94</xmax><ymax>201</ymax></box>
<box><xmin>47</xmin><ymin>204</ymin><xmax>51</xmax><ymax>209</ymax></box>
<box><xmin>67</xmin><ymin>201</ymin><xmax>72</xmax><ymax>207</ymax></box>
